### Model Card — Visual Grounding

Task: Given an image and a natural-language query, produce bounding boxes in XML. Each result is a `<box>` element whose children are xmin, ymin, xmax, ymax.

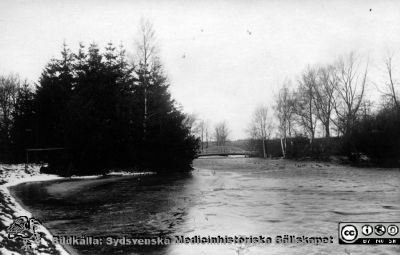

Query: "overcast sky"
<box><xmin>1</xmin><ymin>0</ymin><xmax>400</xmax><ymax>139</ymax></box>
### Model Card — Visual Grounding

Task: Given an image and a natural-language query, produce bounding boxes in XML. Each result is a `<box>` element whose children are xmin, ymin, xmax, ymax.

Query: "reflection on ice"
<box><xmin>11</xmin><ymin>158</ymin><xmax>400</xmax><ymax>255</ymax></box>
<box><xmin>168</xmin><ymin>158</ymin><xmax>400</xmax><ymax>255</ymax></box>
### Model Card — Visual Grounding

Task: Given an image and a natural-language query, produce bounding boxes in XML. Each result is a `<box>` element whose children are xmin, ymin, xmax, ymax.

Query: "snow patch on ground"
<box><xmin>0</xmin><ymin>164</ymin><xmax>69</xmax><ymax>255</ymax></box>
<box><xmin>107</xmin><ymin>170</ymin><xmax>155</xmax><ymax>176</ymax></box>
<box><xmin>0</xmin><ymin>164</ymin><xmax>155</xmax><ymax>255</ymax></box>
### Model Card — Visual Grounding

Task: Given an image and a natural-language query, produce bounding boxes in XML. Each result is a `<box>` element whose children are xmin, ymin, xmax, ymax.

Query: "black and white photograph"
<box><xmin>0</xmin><ymin>1</ymin><xmax>399</xmax><ymax>254</ymax></box>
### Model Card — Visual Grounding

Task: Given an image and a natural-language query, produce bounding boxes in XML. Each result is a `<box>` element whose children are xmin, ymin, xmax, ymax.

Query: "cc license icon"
<box><xmin>374</xmin><ymin>224</ymin><xmax>386</xmax><ymax>236</ymax></box>
<box><xmin>387</xmin><ymin>225</ymin><xmax>399</xmax><ymax>236</ymax></box>
<box><xmin>341</xmin><ymin>225</ymin><xmax>358</xmax><ymax>242</ymax></box>
<box><xmin>362</xmin><ymin>225</ymin><xmax>373</xmax><ymax>236</ymax></box>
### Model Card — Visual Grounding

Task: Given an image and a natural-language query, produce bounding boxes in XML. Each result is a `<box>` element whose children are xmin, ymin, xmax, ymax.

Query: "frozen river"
<box><xmin>11</xmin><ymin>158</ymin><xmax>400</xmax><ymax>255</ymax></box>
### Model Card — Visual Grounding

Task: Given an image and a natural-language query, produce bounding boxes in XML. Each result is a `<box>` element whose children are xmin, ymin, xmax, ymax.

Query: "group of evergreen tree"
<box><xmin>1</xmin><ymin>41</ymin><xmax>199</xmax><ymax>175</ymax></box>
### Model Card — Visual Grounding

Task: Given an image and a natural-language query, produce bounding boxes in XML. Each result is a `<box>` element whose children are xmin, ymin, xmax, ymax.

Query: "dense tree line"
<box><xmin>248</xmin><ymin>52</ymin><xmax>400</xmax><ymax>166</ymax></box>
<box><xmin>0</xmin><ymin>74</ymin><xmax>31</xmax><ymax>162</ymax></box>
<box><xmin>0</xmin><ymin>24</ymin><xmax>199</xmax><ymax>175</ymax></box>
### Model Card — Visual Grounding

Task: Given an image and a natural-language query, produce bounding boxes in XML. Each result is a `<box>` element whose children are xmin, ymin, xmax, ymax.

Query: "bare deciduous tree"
<box><xmin>295</xmin><ymin>67</ymin><xmax>318</xmax><ymax>148</ymax></box>
<box><xmin>184</xmin><ymin>116</ymin><xmax>211</xmax><ymax>152</ymax></box>
<box><xmin>333</xmin><ymin>52</ymin><xmax>368</xmax><ymax>137</ymax></box>
<box><xmin>275</xmin><ymin>80</ymin><xmax>296</xmax><ymax>158</ymax></box>
<box><xmin>204</xmin><ymin>120</ymin><xmax>210</xmax><ymax>150</ymax></box>
<box><xmin>183</xmin><ymin>113</ymin><xmax>198</xmax><ymax>132</ymax></box>
<box><xmin>134</xmin><ymin>18</ymin><xmax>159</xmax><ymax>140</ymax></box>
<box><xmin>249</xmin><ymin>106</ymin><xmax>272</xmax><ymax>158</ymax></box>
<box><xmin>214</xmin><ymin>121</ymin><xmax>229</xmax><ymax>149</ymax></box>
<box><xmin>313</xmin><ymin>65</ymin><xmax>337</xmax><ymax>138</ymax></box>
<box><xmin>382</xmin><ymin>53</ymin><xmax>399</xmax><ymax>110</ymax></box>
<box><xmin>246</xmin><ymin>123</ymin><xmax>259</xmax><ymax>152</ymax></box>
<box><xmin>196</xmin><ymin>119</ymin><xmax>210</xmax><ymax>152</ymax></box>
<box><xmin>0</xmin><ymin>73</ymin><xmax>21</xmax><ymax>140</ymax></box>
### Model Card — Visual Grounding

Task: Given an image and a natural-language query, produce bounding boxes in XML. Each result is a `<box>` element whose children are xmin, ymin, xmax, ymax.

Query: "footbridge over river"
<box><xmin>195</xmin><ymin>146</ymin><xmax>258</xmax><ymax>158</ymax></box>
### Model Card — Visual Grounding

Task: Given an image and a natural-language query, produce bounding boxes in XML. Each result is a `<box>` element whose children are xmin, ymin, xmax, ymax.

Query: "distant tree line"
<box><xmin>190</xmin><ymin>117</ymin><xmax>231</xmax><ymax>153</ymax></box>
<box><xmin>248</xmin><ymin>52</ymin><xmax>400</xmax><ymax>167</ymax></box>
<box><xmin>0</xmin><ymin>21</ymin><xmax>199</xmax><ymax>175</ymax></box>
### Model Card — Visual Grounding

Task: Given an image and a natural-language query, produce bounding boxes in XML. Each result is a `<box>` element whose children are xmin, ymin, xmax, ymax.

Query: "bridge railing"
<box><xmin>195</xmin><ymin>151</ymin><xmax>259</xmax><ymax>158</ymax></box>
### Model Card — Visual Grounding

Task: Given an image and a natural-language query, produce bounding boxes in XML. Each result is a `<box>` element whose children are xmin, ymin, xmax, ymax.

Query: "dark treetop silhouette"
<box><xmin>10</xmin><ymin>42</ymin><xmax>199</xmax><ymax>176</ymax></box>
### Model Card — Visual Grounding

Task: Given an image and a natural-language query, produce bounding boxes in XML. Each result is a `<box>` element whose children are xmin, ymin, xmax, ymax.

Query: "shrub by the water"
<box><xmin>352</xmin><ymin>106</ymin><xmax>400</xmax><ymax>167</ymax></box>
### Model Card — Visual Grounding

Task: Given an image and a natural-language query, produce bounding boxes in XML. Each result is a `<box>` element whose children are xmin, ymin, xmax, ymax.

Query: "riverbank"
<box><xmin>10</xmin><ymin>170</ymin><xmax>190</xmax><ymax>255</ymax></box>
<box><xmin>0</xmin><ymin>164</ymin><xmax>154</xmax><ymax>255</ymax></box>
<box><xmin>0</xmin><ymin>164</ymin><xmax>69</xmax><ymax>255</ymax></box>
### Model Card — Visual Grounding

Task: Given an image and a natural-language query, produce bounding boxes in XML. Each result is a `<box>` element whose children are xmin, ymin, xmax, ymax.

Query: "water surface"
<box><xmin>12</xmin><ymin>158</ymin><xmax>400</xmax><ymax>255</ymax></box>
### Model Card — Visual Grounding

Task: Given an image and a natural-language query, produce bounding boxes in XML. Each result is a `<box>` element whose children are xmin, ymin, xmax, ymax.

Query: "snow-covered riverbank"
<box><xmin>0</xmin><ymin>164</ymin><xmax>68</xmax><ymax>255</ymax></box>
<box><xmin>0</xmin><ymin>164</ymin><xmax>155</xmax><ymax>255</ymax></box>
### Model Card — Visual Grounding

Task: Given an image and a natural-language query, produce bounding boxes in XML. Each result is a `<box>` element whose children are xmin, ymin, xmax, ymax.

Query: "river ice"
<box><xmin>10</xmin><ymin>158</ymin><xmax>400</xmax><ymax>255</ymax></box>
